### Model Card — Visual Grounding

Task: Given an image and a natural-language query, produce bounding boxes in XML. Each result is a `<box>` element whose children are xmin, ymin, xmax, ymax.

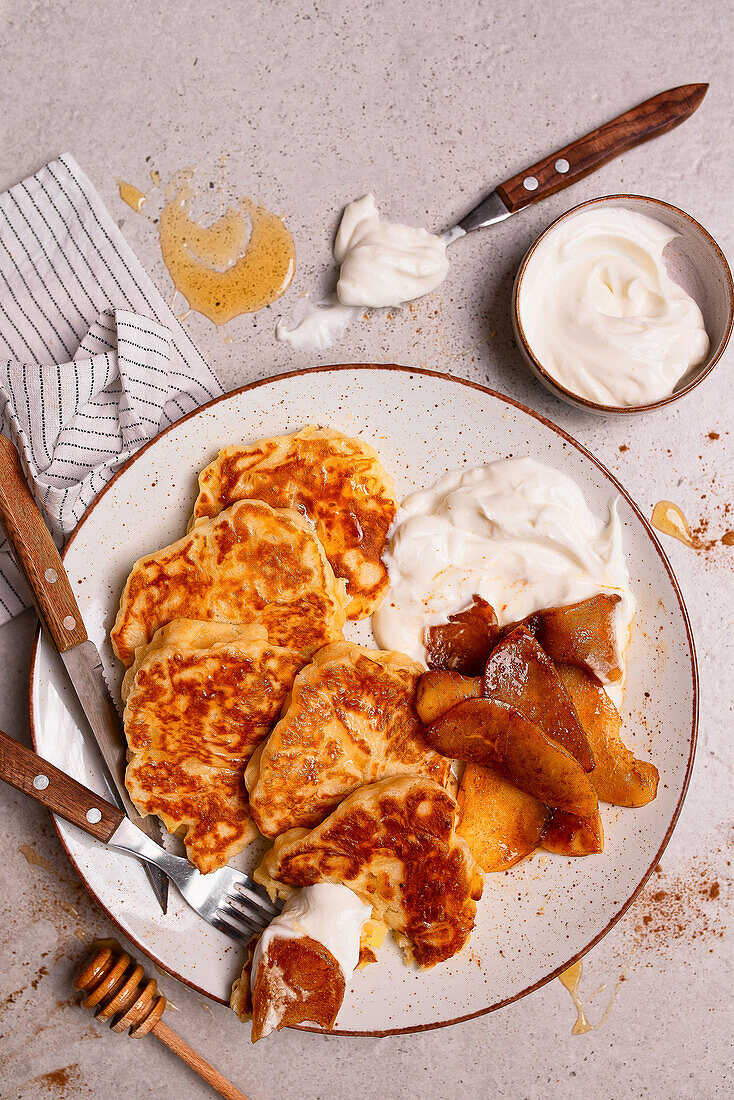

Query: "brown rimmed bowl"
<box><xmin>513</xmin><ymin>194</ymin><xmax>733</xmax><ymax>415</ymax></box>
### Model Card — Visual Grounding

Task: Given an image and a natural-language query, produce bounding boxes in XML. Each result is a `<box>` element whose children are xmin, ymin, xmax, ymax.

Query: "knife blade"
<box><xmin>0</xmin><ymin>434</ymin><xmax>169</xmax><ymax>913</ymax></box>
<box><xmin>442</xmin><ymin>83</ymin><xmax>708</xmax><ymax>244</ymax></box>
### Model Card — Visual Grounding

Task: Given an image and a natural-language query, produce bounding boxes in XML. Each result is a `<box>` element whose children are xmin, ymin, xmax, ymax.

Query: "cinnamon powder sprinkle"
<box><xmin>629</xmin><ymin>860</ymin><xmax>728</xmax><ymax>959</ymax></box>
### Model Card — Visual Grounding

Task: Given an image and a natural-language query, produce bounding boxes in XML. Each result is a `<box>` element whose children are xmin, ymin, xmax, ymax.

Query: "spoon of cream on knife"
<box><xmin>276</xmin><ymin>83</ymin><xmax>707</xmax><ymax>349</ymax></box>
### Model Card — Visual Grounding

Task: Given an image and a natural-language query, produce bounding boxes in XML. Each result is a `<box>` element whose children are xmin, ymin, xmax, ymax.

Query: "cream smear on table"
<box><xmin>372</xmin><ymin>457</ymin><xmax>634</xmax><ymax>687</ymax></box>
<box><xmin>518</xmin><ymin>207</ymin><xmax>709</xmax><ymax>407</ymax></box>
<box><xmin>276</xmin><ymin>193</ymin><xmax>449</xmax><ymax>349</ymax></box>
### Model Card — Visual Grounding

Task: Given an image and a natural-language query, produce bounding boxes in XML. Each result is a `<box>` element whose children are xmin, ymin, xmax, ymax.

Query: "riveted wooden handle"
<box><xmin>0</xmin><ymin>727</ymin><xmax>123</xmax><ymax>841</ymax></box>
<box><xmin>0</xmin><ymin>434</ymin><xmax>87</xmax><ymax>652</ymax></box>
<box><xmin>495</xmin><ymin>83</ymin><xmax>708</xmax><ymax>214</ymax></box>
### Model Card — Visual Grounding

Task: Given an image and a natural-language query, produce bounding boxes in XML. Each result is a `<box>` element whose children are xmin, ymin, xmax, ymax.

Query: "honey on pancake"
<box><xmin>117</xmin><ymin>179</ymin><xmax>148</xmax><ymax>213</ymax></box>
<box><xmin>651</xmin><ymin>500</ymin><xmax>694</xmax><ymax>547</ymax></box>
<box><xmin>158</xmin><ymin>169</ymin><xmax>295</xmax><ymax>324</ymax></box>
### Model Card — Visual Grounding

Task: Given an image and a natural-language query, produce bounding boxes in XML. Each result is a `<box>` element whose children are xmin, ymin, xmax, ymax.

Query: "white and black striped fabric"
<box><xmin>0</xmin><ymin>154</ymin><xmax>223</xmax><ymax>623</ymax></box>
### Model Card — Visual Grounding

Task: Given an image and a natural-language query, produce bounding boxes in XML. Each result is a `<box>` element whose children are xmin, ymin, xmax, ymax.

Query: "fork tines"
<box><xmin>229</xmin><ymin>876</ymin><xmax>282</xmax><ymax>921</ymax></box>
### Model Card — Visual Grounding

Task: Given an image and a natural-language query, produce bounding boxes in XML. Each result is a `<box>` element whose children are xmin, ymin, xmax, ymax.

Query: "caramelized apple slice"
<box><xmin>556</xmin><ymin>664</ymin><xmax>659</xmax><ymax>807</ymax></box>
<box><xmin>425</xmin><ymin>698</ymin><xmax>598</xmax><ymax>818</ymax></box>
<box><xmin>482</xmin><ymin>627</ymin><xmax>594</xmax><ymax>772</ymax></box>
<box><xmin>506</xmin><ymin>594</ymin><xmax>623</xmax><ymax>683</ymax></box>
<box><xmin>416</xmin><ymin>670</ymin><xmax>482</xmax><ymax>725</ymax></box>
<box><xmin>425</xmin><ymin>596</ymin><xmax>499</xmax><ymax>675</ymax></box>
<box><xmin>542</xmin><ymin>808</ymin><xmax>604</xmax><ymax>856</ymax></box>
<box><xmin>457</xmin><ymin>762</ymin><xmax>548</xmax><ymax>872</ymax></box>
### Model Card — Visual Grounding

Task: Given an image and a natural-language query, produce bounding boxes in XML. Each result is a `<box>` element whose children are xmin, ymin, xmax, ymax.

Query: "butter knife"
<box><xmin>442</xmin><ymin>83</ymin><xmax>709</xmax><ymax>244</ymax></box>
<box><xmin>0</xmin><ymin>434</ymin><xmax>169</xmax><ymax>913</ymax></box>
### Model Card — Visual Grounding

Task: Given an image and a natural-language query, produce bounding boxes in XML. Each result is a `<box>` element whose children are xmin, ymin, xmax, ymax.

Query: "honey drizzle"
<box><xmin>116</xmin><ymin>179</ymin><xmax>148</xmax><ymax>213</ymax></box>
<box><xmin>157</xmin><ymin>170</ymin><xmax>295</xmax><ymax>324</ymax></box>
<box><xmin>558</xmin><ymin>959</ymin><xmax>626</xmax><ymax>1035</ymax></box>
<box><xmin>558</xmin><ymin>960</ymin><xmax>591</xmax><ymax>1034</ymax></box>
<box><xmin>651</xmin><ymin>500</ymin><xmax>694</xmax><ymax>547</ymax></box>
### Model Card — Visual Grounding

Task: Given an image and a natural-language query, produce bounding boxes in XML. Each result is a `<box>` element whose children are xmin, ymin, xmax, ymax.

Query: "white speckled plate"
<box><xmin>29</xmin><ymin>366</ymin><xmax>697</xmax><ymax>1035</ymax></box>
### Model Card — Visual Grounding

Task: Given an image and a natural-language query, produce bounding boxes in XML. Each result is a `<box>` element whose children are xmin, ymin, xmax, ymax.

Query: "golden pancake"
<box><xmin>111</xmin><ymin>498</ymin><xmax>348</xmax><ymax>666</ymax></box>
<box><xmin>122</xmin><ymin>619</ymin><xmax>306</xmax><ymax>873</ymax></box>
<box><xmin>248</xmin><ymin>934</ymin><xmax>345</xmax><ymax>1041</ymax></box>
<box><xmin>256</xmin><ymin>775</ymin><xmax>483</xmax><ymax>968</ymax></box>
<box><xmin>190</xmin><ymin>426</ymin><xmax>398</xmax><ymax>620</ymax></box>
<box><xmin>246</xmin><ymin>642</ymin><xmax>452</xmax><ymax>837</ymax></box>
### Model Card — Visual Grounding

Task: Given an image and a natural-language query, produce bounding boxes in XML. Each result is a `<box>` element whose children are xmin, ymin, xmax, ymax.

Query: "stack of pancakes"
<box><xmin>111</xmin><ymin>425</ymin><xmax>484</xmax><ymax>1037</ymax></box>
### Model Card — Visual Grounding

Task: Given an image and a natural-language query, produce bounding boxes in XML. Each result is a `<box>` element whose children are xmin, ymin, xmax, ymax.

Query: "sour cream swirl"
<box><xmin>252</xmin><ymin>883</ymin><xmax>371</xmax><ymax>982</ymax></box>
<box><xmin>518</xmin><ymin>207</ymin><xmax>709</xmax><ymax>407</ymax></box>
<box><xmin>372</xmin><ymin>457</ymin><xmax>634</xmax><ymax>681</ymax></box>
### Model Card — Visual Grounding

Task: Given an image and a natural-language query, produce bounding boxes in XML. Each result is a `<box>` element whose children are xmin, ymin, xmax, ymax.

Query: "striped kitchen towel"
<box><xmin>0</xmin><ymin>153</ymin><xmax>223</xmax><ymax>624</ymax></box>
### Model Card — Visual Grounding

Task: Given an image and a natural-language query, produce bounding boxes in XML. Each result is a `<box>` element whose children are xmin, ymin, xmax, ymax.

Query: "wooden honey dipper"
<box><xmin>73</xmin><ymin>945</ymin><xmax>250</xmax><ymax>1100</ymax></box>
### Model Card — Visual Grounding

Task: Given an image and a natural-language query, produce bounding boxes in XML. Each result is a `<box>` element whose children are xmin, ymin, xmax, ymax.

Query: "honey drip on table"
<box><xmin>117</xmin><ymin>180</ymin><xmax>148</xmax><ymax>213</ymax></box>
<box><xmin>558</xmin><ymin>960</ymin><xmax>625</xmax><ymax>1035</ymax></box>
<box><xmin>651</xmin><ymin>500</ymin><xmax>694</xmax><ymax>547</ymax></box>
<box><xmin>158</xmin><ymin>169</ymin><xmax>295</xmax><ymax>324</ymax></box>
<box><xmin>558</xmin><ymin>961</ymin><xmax>591</xmax><ymax>1034</ymax></box>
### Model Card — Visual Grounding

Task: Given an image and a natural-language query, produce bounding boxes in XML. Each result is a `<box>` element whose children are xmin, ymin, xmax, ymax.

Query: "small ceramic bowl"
<box><xmin>512</xmin><ymin>194</ymin><xmax>734</xmax><ymax>415</ymax></box>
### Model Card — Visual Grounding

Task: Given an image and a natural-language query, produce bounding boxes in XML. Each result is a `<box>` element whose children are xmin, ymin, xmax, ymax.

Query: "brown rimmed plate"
<box><xmin>29</xmin><ymin>365</ymin><xmax>697</xmax><ymax>1034</ymax></box>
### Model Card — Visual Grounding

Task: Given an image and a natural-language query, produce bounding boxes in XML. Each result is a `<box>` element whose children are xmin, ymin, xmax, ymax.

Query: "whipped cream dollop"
<box><xmin>518</xmin><ymin>207</ymin><xmax>709</xmax><ymax>407</ymax></box>
<box><xmin>275</xmin><ymin>194</ymin><xmax>449</xmax><ymax>349</ymax></box>
<box><xmin>252</xmin><ymin>883</ymin><xmax>372</xmax><ymax>982</ymax></box>
<box><xmin>372</xmin><ymin>457</ymin><xmax>634</xmax><ymax>681</ymax></box>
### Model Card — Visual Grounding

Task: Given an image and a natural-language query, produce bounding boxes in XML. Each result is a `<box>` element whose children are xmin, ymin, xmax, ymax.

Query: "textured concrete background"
<box><xmin>0</xmin><ymin>1</ymin><xmax>732</xmax><ymax>1097</ymax></box>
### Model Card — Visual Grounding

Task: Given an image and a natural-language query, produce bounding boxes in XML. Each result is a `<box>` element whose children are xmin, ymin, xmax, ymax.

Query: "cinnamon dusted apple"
<box><xmin>424</xmin><ymin>698</ymin><xmax>598</xmax><ymax>818</ymax></box>
<box><xmin>425</xmin><ymin>596</ymin><xmax>499</xmax><ymax>675</ymax></box>
<box><xmin>457</xmin><ymin>762</ymin><xmax>548</xmax><ymax>871</ymax></box>
<box><xmin>542</xmin><ymin>807</ymin><xmax>604</xmax><ymax>856</ymax></box>
<box><xmin>555</xmin><ymin>664</ymin><xmax>658</xmax><ymax>806</ymax></box>
<box><xmin>415</xmin><ymin>669</ymin><xmax>481</xmax><ymax>725</ymax></box>
<box><xmin>482</xmin><ymin>627</ymin><xmax>594</xmax><ymax>772</ymax></box>
<box><xmin>504</xmin><ymin>594</ymin><xmax>623</xmax><ymax>684</ymax></box>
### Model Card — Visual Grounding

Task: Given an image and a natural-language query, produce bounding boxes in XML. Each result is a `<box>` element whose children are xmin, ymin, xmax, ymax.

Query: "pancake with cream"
<box><xmin>231</xmin><ymin>883</ymin><xmax>371</xmax><ymax>1040</ymax></box>
<box><xmin>191</xmin><ymin>426</ymin><xmax>398</xmax><ymax>619</ymax></box>
<box><xmin>111</xmin><ymin>498</ymin><xmax>348</xmax><ymax>666</ymax></box>
<box><xmin>246</xmin><ymin>642</ymin><xmax>452</xmax><ymax>837</ymax></box>
<box><xmin>256</xmin><ymin>775</ymin><xmax>483</xmax><ymax>968</ymax></box>
<box><xmin>122</xmin><ymin>619</ymin><xmax>306</xmax><ymax>873</ymax></box>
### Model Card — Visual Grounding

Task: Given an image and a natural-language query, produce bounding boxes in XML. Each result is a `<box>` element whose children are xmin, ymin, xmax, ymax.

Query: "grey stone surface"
<box><xmin>0</xmin><ymin>0</ymin><xmax>732</xmax><ymax>1097</ymax></box>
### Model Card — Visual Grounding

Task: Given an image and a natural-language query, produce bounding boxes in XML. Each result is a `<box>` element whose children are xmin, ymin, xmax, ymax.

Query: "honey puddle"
<box><xmin>558</xmin><ymin>959</ymin><xmax>625</xmax><ymax>1035</ymax></box>
<box><xmin>117</xmin><ymin>179</ymin><xmax>148</xmax><ymax>213</ymax></box>
<box><xmin>158</xmin><ymin>169</ymin><xmax>295</xmax><ymax>324</ymax></box>
<box><xmin>651</xmin><ymin>500</ymin><xmax>694</xmax><ymax>546</ymax></box>
<box><xmin>19</xmin><ymin>843</ymin><xmax>54</xmax><ymax>873</ymax></box>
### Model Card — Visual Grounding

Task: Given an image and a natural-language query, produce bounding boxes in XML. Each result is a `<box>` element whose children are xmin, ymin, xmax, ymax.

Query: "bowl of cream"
<box><xmin>513</xmin><ymin>195</ymin><xmax>733</xmax><ymax>414</ymax></box>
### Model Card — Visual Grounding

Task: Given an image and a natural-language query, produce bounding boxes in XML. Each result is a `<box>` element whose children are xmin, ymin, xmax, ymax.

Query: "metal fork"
<box><xmin>0</xmin><ymin>728</ymin><xmax>281</xmax><ymax>943</ymax></box>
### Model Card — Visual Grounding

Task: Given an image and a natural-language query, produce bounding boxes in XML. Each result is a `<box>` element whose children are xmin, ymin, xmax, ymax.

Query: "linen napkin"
<box><xmin>0</xmin><ymin>154</ymin><xmax>223</xmax><ymax>623</ymax></box>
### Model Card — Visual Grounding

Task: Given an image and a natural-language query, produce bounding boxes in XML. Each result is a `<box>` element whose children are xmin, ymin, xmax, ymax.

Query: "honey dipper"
<box><xmin>73</xmin><ymin>945</ymin><xmax>249</xmax><ymax>1100</ymax></box>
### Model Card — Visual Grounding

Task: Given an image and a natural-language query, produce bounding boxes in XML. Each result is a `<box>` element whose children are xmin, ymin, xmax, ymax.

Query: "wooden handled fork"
<box><xmin>0</xmin><ymin>728</ymin><xmax>281</xmax><ymax>944</ymax></box>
